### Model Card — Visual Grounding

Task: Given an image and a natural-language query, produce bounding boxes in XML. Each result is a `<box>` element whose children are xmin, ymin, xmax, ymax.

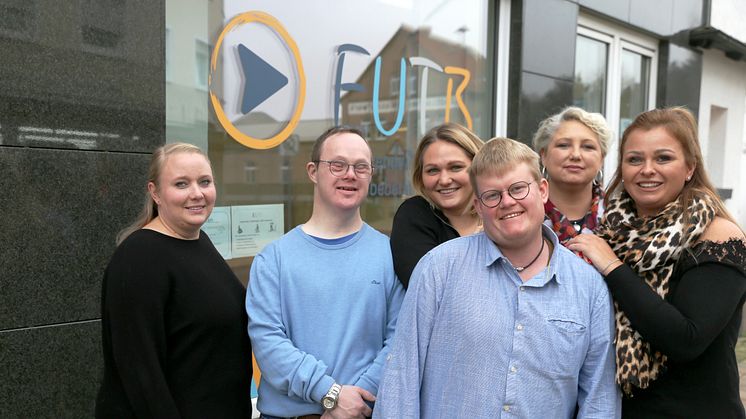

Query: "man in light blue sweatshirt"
<box><xmin>247</xmin><ymin>126</ymin><xmax>405</xmax><ymax>419</ymax></box>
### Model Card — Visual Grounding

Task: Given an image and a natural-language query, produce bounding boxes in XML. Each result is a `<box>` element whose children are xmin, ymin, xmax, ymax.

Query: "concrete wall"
<box><xmin>698</xmin><ymin>48</ymin><xmax>746</xmax><ymax>228</ymax></box>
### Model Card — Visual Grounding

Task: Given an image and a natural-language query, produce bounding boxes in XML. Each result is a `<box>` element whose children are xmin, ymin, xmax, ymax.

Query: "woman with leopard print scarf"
<box><xmin>568</xmin><ymin>107</ymin><xmax>746</xmax><ymax>418</ymax></box>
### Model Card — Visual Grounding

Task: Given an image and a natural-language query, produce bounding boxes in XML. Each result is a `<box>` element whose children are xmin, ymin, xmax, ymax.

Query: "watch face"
<box><xmin>322</xmin><ymin>397</ymin><xmax>335</xmax><ymax>409</ymax></box>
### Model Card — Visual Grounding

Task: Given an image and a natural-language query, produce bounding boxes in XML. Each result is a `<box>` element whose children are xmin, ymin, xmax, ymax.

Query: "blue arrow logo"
<box><xmin>238</xmin><ymin>43</ymin><xmax>289</xmax><ymax>114</ymax></box>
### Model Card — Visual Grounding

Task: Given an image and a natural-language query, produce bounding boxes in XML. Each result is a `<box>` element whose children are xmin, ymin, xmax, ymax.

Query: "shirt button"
<box><xmin>516</xmin><ymin>324</ymin><xmax>523</xmax><ymax>331</ymax></box>
<box><xmin>510</xmin><ymin>366</ymin><xmax>517</xmax><ymax>373</ymax></box>
<box><xmin>519</xmin><ymin>286</ymin><xmax>525</xmax><ymax>291</ymax></box>
<box><xmin>503</xmin><ymin>405</ymin><xmax>510</xmax><ymax>412</ymax></box>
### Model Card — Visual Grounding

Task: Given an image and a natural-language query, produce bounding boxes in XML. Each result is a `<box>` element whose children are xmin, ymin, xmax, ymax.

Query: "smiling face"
<box><xmin>149</xmin><ymin>152</ymin><xmax>216</xmax><ymax>239</ymax></box>
<box><xmin>421</xmin><ymin>140</ymin><xmax>474</xmax><ymax>216</ymax></box>
<box><xmin>622</xmin><ymin>126</ymin><xmax>695</xmax><ymax>217</ymax></box>
<box><xmin>541</xmin><ymin>120</ymin><xmax>603</xmax><ymax>188</ymax></box>
<box><xmin>308</xmin><ymin>131</ymin><xmax>372</xmax><ymax>213</ymax></box>
<box><xmin>474</xmin><ymin>162</ymin><xmax>548</xmax><ymax>250</ymax></box>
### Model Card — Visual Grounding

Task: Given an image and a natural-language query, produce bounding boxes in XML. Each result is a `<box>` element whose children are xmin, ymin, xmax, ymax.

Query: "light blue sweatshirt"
<box><xmin>247</xmin><ymin>223</ymin><xmax>404</xmax><ymax>417</ymax></box>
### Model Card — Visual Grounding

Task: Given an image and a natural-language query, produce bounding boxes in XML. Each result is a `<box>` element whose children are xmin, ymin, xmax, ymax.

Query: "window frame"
<box><xmin>577</xmin><ymin>13</ymin><xmax>658</xmax><ymax>183</ymax></box>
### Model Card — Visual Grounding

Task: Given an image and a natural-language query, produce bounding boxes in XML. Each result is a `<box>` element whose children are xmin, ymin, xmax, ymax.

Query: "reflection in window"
<box><xmin>195</xmin><ymin>39</ymin><xmax>209</xmax><ymax>90</ymax></box>
<box><xmin>245</xmin><ymin>160</ymin><xmax>256</xmax><ymax>183</ymax></box>
<box><xmin>390</xmin><ymin>76</ymin><xmax>400</xmax><ymax>97</ymax></box>
<box><xmin>0</xmin><ymin>1</ymin><xmax>36</xmax><ymax>36</ymax></box>
<box><xmin>619</xmin><ymin>49</ymin><xmax>650</xmax><ymax>134</ymax></box>
<box><xmin>167</xmin><ymin>0</ymin><xmax>493</xmax><ymax>279</ymax></box>
<box><xmin>573</xmin><ymin>35</ymin><xmax>607</xmax><ymax>114</ymax></box>
<box><xmin>81</xmin><ymin>0</ymin><xmax>123</xmax><ymax>50</ymax></box>
<box><xmin>166</xmin><ymin>28</ymin><xmax>172</xmax><ymax>82</ymax></box>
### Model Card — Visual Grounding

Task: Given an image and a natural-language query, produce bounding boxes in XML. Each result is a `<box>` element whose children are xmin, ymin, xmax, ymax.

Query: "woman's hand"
<box><xmin>567</xmin><ymin>233</ymin><xmax>623</xmax><ymax>276</ymax></box>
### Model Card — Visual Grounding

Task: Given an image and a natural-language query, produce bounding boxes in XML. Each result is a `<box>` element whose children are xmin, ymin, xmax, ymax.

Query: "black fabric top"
<box><xmin>96</xmin><ymin>229</ymin><xmax>252</xmax><ymax>419</ymax></box>
<box><xmin>605</xmin><ymin>239</ymin><xmax>746</xmax><ymax>419</ymax></box>
<box><xmin>390</xmin><ymin>196</ymin><xmax>459</xmax><ymax>288</ymax></box>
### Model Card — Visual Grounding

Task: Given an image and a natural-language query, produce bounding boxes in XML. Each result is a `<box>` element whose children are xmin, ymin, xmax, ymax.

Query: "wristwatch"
<box><xmin>321</xmin><ymin>383</ymin><xmax>342</xmax><ymax>409</ymax></box>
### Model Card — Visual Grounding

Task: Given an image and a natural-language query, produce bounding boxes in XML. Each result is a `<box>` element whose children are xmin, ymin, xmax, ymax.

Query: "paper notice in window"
<box><xmin>231</xmin><ymin>204</ymin><xmax>285</xmax><ymax>258</ymax></box>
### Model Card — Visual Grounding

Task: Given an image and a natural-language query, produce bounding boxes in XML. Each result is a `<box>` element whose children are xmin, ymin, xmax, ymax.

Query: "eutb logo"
<box><xmin>209</xmin><ymin>11</ymin><xmax>305</xmax><ymax>150</ymax></box>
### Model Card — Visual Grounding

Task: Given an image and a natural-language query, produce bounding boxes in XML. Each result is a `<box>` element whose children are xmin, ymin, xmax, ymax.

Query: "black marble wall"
<box><xmin>0</xmin><ymin>1</ymin><xmax>164</xmax><ymax>417</ymax></box>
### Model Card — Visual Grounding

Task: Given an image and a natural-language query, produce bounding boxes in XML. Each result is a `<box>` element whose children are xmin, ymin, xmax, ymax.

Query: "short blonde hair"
<box><xmin>532</xmin><ymin>106</ymin><xmax>612</xmax><ymax>157</ymax></box>
<box><xmin>469</xmin><ymin>137</ymin><xmax>541</xmax><ymax>193</ymax></box>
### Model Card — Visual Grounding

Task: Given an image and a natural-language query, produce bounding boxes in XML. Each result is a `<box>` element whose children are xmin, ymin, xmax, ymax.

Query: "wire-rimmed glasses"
<box><xmin>477</xmin><ymin>181</ymin><xmax>533</xmax><ymax>208</ymax></box>
<box><xmin>315</xmin><ymin>159</ymin><xmax>374</xmax><ymax>178</ymax></box>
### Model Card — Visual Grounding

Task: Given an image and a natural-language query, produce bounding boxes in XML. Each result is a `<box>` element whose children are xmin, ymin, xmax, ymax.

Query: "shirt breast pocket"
<box><xmin>542</xmin><ymin>316</ymin><xmax>588</xmax><ymax>378</ymax></box>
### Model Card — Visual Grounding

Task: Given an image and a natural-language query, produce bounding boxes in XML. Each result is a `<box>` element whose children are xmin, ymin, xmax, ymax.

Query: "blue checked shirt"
<box><xmin>374</xmin><ymin>226</ymin><xmax>620</xmax><ymax>418</ymax></box>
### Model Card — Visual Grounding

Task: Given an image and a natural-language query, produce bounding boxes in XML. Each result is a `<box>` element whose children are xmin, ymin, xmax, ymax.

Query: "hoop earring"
<box><xmin>541</xmin><ymin>166</ymin><xmax>548</xmax><ymax>179</ymax></box>
<box><xmin>594</xmin><ymin>168</ymin><xmax>604</xmax><ymax>185</ymax></box>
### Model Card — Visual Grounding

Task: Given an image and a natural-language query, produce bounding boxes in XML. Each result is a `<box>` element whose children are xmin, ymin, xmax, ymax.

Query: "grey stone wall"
<box><xmin>0</xmin><ymin>1</ymin><xmax>164</xmax><ymax>417</ymax></box>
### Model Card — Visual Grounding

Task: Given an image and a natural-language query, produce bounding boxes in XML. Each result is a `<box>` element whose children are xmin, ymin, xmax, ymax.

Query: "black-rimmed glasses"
<box><xmin>315</xmin><ymin>159</ymin><xmax>374</xmax><ymax>178</ymax></box>
<box><xmin>478</xmin><ymin>181</ymin><xmax>533</xmax><ymax>208</ymax></box>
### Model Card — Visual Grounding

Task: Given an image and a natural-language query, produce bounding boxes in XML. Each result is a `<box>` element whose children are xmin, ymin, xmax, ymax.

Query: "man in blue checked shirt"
<box><xmin>374</xmin><ymin>137</ymin><xmax>620</xmax><ymax>418</ymax></box>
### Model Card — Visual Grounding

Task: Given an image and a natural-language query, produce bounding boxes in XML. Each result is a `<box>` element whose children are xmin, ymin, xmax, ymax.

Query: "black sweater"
<box><xmin>390</xmin><ymin>196</ymin><xmax>459</xmax><ymax>288</ymax></box>
<box><xmin>96</xmin><ymin>229</ymin><xmax>252</xmax><ymax>419</ymax></box>
<box><xmin>605</xmin><ymin>239</ymin><xmax>746</xmax><ymax>419</ymax></box>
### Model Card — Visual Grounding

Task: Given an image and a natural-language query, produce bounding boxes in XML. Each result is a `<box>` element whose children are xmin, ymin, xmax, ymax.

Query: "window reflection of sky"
<box><xmin>219</xmin><ymin>0</ymin><xmax>486</xmax><ymax>121</ymax></box>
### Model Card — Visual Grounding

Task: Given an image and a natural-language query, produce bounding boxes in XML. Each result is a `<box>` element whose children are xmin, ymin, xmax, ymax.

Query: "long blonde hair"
<box><xmin>116</xmin><ymin>143</ymin><xmax>210</xmax><ymax>245</ymax></box>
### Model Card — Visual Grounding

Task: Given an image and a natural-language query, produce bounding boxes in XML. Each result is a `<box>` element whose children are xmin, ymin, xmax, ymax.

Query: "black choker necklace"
<box><xmin>570</xmin><ymin>214</ymin><xmax>587</xmax><ymax>232</ymax></box>
<box><xmin>514</xmin><ymin>238</ymin><xmax>545</xmax><ymax>272</ymax></box>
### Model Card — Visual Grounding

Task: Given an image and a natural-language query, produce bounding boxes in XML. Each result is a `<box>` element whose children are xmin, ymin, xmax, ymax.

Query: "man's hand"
<box><xmin>320</xmin><ymin>385</ymin><xmax>375</xmax><ymax>419</ymax></box>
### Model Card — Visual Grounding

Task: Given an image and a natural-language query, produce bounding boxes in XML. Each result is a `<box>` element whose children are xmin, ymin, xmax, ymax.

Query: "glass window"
<box><xmin>573</xmin><ymin>34</ymin><xmax>607</xmax><ymax>114</ymax></box>
<box><xmin>619</xmin><ymin>48</ymin><xmax>651</xmax><ymax>134</ymax></box>
<box><xmin>166</xmin><ymin>0</ymin><xmax>495</xmax><ymax>280</ymax></box>
<box><xmin>166</xmin><ymin>27</ymin><xmax>172</xmax><ymax>82</ymax></box>
<box><xmin>575</xmin><ymin>14</ymin><xmax>657</xmax><ymax>185</ymax></box>
<box><xmin>194</xmin><ymin>39</ymin><xmax>209</xmax><ymax>90</ymax></box>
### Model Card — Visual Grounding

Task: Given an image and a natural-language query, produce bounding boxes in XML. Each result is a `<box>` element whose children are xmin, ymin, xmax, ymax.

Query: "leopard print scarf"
<box><xmin>596</xmin><ymin>190</ymin><xmax>715</xmax><ymax>395</ymax></box>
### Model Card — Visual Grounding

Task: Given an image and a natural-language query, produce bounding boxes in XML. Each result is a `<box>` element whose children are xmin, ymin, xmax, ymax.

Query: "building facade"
<box><xmin>2</xmin><ymin>0</ymin><xmax>745</xmax><ymax>417</ymax></box>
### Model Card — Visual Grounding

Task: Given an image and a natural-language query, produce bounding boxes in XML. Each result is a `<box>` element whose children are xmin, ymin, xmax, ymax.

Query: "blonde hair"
<box><xmin>412</xmin><ymin>123</ymin><xmax>484</xmax><ymax>211</ymax></box>
<box><xmin>116</xmin><ymin>143</ymin><xmax>210</xmax><ymax>245</ymax></box>
<box><xmin>532</xmin><ymin>106</ymin><xmax>612</xmax><ymax>157</ymax></box>
<box><xmin>606</xmin><ymin>107</ymin><xmax>736</xmax><ymax>226</ymax></box>
<box><xmin>469</xmin><ymin>137</ymin><xmax>541</xmax><ymax>193</ymax></box>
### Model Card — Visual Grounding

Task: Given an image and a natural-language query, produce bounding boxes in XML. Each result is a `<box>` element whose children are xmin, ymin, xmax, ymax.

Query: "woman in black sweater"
<box><xmin>390</xmin><ymin>123</ymin><xmax>484</xmax><ymax>288</ymax></box>
<box><xmin>96</xmin><ymin>143</ymin><xmax>252</xmax><ymax>418</ymax></box>
<box><xmin>569</xmin><ymin>107</ymin><xmax>746</xmax><ymax>418</ymax></box>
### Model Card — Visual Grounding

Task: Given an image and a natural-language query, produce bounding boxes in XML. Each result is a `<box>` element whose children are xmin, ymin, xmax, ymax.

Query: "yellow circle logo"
<box><xmin>209</xmin><ymin>11</ymin><xmax>306</xmax><ymax>150</ymax></box>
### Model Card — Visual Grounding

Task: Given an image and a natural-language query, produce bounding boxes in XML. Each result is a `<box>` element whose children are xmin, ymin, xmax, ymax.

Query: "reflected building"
<box><xmin>4</xmin><ymin>1</ymin><xmax>746</xmax><ymax>417</ymax></box>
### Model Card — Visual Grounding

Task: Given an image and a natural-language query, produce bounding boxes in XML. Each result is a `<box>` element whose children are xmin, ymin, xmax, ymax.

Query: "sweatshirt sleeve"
<box><xmin>604</xmin><ymin>261</ymin><xmax>746</xmax><ymax>361</ymax></box>
<box><xmin>102</xmin><ymin>243</ymin><xmax>180</xmax><ymax>418</ymax></box>
<box><xmin>373</xmin><ymin>253</ymin><xmax>441</xmax><ymax>418</ymax></box>
<box><xmin>246</xmin><ymin>246</ymin><xmax>335</xmax><ymax>403</ymax></box>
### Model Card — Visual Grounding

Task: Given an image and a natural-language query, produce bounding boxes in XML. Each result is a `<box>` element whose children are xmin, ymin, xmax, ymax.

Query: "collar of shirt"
<box><xmin>479</xmin><ymin>224</ymin><xmax>565</xmax><ymax>286</ymax></box>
